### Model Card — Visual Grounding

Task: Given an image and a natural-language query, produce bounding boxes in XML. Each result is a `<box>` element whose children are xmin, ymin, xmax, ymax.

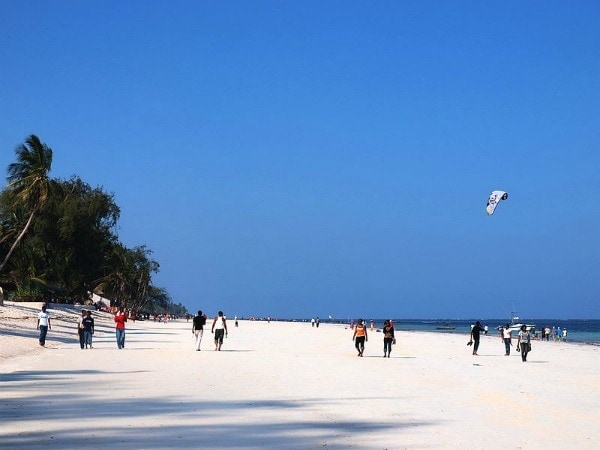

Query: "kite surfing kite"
<box><xmin>486</xmin><ymin>190</ymin><xmax>508</xmax><ymax>215</ymax></box>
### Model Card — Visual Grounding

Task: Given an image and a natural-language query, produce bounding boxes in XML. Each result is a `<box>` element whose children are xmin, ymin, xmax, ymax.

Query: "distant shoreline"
<box><xmin>3</xmin><ymin>302</ymin><xmax>599</xmax><ymax>355</ymax></box>
<box><xmin>243</xmin><ymin>316</ymin><xmax>600</xmax><ymax>345</ymax></box>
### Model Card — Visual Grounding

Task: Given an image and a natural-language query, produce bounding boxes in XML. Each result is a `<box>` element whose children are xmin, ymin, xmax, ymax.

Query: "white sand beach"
<box><xmin>1</xmin><ymin>302</ymin><xmax>599</xmax><ymax>449</ymax></box>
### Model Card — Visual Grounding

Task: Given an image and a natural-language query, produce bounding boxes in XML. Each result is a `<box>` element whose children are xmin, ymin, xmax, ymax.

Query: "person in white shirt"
<box><xmin>501</xmin><ymin>324</ymin><xmax>512</xmax><ymax>356</ymax></box>
<box><xmin>211</xmin><ymin>311</ymin><xmax>228</xmax><ymax>351</ymax></box>
<box><xmin>36</xmin><ymin>305</ymin><xmax>52</xmax><ymax>347</ymax></box>
<box><xmin>77</xmin><ymin>310</ymin><xmax>86</xmax><ymax>349</ymax></box>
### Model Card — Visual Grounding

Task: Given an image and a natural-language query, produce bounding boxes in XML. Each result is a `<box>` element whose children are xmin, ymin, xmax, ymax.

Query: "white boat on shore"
<box><xmin>496</xmin><ymin>312</ymin><xmax>536</xmax><ymax>335</ymax></box>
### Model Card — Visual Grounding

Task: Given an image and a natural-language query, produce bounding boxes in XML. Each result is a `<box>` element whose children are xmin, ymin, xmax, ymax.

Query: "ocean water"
<box><xmin>342</xmin><ymin>319</ymin><xmax>600</xmax><ymax>345</ymax></box>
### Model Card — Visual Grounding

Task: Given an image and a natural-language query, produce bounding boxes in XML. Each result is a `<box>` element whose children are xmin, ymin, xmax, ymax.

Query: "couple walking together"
<box><xmin>76</xmin><ymin>310</ymin><xmax>95</xmax><ymax>349</ymax></box>
<box><xmin>352</xmin><ymin>319</ymin><xmax>395</xmax><ymax>357</ymax></box>
<box><xmin>192</xmin><ymin>310</ymin><xmax>228</xmax><ymax>351</ymax></box>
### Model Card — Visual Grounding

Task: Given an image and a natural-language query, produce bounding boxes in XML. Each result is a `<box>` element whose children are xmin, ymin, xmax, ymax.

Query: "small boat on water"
<box><xmin>435</xmin><ymin>321</ymin><xmax>456</xmax><ymax>330</ymax></box>
<box><xmin>496</xmin><ymin>312</ymin><xmax>536</xmax><ymax>334</ymax></box>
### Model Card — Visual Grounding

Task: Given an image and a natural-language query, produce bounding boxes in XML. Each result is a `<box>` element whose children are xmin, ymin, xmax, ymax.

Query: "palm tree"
<box><xmin>0</xmin><ymin>135</ymin><xmax>53</xmax><ymax>273</ymax></box>
<box><xmin>94</xmin><ymin>243</ymin><xmax>130</xmax><ymax>307</ymax></box>
<box><xmin>94</xmin><ymin>244</ymin><xmax>159</xmax><ymax>311</ymax></box>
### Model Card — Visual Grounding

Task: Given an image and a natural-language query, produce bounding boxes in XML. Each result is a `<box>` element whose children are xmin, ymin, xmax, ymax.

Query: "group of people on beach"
<box><xmin>33</xmin><ymin>304</ymin><xmax>554</xmax><ymax>363</ymax></box>
<box><xmin>35</xmin><ymin>303</ymin><xmax>233</xmax><ymax>352</ymax></box>
<box><xmin>467</xmin><ymin>321</ymin><xmax>533</xmax><ymax>361</ymax></box>
<box><xmin>191</xmin><ymin>310</ymin><xmax>229</xmax><ymax>351</ymax></box>
<box><xmin>540</xmin><ymin>325</ymin><xmax>568</xmax><ymax>341</ymax></box>
<box><xmin>347</xmin><ymin>317</ymin><xmax>535</xmax><ymax>362</ymax></box>
<box><xmin>36</xmin><ymin>304</ymin><xmax>128</xmax><ymax>350</ymax></box>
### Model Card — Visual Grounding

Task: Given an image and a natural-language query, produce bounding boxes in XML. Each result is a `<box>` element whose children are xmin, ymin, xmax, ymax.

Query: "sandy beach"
<box><xmin>1</xmin><ymin>302</ymin><xmax>599</xmax><ymax>449</ymax></box>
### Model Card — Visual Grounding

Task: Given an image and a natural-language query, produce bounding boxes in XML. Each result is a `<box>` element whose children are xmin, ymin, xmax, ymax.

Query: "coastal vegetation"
<box><xmin>0</xmin><ymin>135</ymin><xmax>186</xmax><ymax>316</ymax></box>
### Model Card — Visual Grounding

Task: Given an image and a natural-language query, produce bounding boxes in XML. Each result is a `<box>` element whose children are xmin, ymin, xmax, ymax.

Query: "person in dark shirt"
<box><xmin>192</xmin><ymin>310</ymin><xmax>207</xmax><ymax>351</ymax></box>
<box><xmin>382</xmin><ymin>320</ymin><xmax>395</xmax><ymax>358</ymax></box>
<box><xmin>82</xmin><ymin>311</ymin><xmax>95</xmax><ymax>349</ymax></box>
<box><xmin>469</xmin><ymin>321</ymin><xmax>484</xmax><ymax>355</ymax></box>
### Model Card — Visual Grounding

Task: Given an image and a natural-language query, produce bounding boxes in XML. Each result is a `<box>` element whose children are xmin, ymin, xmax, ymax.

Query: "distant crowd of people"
<box><xmin>341</xmin><ymin>317</ymin><xmax>574</xmax><ymax>363</ymax></box>
<box><xmin>32</xmin><ymin>303</ymin><xmax>573</xmax><ymax>363</ymax></box>
<box><xmin>540</xmin><ymin>325</ymin><xmax>568</xmax><ymax>341</ymax></box>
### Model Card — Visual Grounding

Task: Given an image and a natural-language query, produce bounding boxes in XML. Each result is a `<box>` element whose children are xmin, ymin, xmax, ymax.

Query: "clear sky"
<box><xmin>1</xmin><ymin>2</ymin><xmax>599</xmax><ymax>319</ymax></box>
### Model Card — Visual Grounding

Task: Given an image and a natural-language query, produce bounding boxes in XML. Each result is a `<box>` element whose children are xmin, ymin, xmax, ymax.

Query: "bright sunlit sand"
<box><xmin>1</xmin><ymin>304</ymin><xmax>599</xmax><ymax>449</ymax></box>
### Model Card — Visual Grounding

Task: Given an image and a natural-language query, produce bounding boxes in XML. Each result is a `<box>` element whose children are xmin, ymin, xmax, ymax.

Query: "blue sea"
<box><xmin>324</xmin><ymin>318</ymin><xmax>600</xmax><ymax>345</ymax></box>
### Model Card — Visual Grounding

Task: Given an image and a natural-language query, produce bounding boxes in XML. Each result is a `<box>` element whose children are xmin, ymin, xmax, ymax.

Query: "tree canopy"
<box><xmin>0</xmin><ymin>135</ymin><xmax>185</xmax><ymax>315</ymax></box>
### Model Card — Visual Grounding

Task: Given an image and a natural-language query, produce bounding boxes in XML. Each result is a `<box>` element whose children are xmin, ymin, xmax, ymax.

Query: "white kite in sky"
<box><xmin>486</xmin><ymin>190</ymin><xmax>508</xmax><ymax>215</ymax></box>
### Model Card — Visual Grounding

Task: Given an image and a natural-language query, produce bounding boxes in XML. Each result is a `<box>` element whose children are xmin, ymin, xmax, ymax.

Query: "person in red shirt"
<box><xmin>114</xmin><ymin>307</ymin><xmax>127</xmax><ymax>349</ymax></box>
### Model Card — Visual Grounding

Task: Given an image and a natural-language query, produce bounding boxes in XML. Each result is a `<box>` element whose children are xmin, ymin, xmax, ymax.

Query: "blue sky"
<box><xmin>1</xmin><ymin>2</ymin><xmax>599</xmax><ymax>319</ymax></box>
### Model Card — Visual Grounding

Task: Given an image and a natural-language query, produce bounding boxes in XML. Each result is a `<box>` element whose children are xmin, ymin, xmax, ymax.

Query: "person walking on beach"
<box><xmin>382</xmin><ymin>319</ymin><xmax>395</xmax><ymax>358</ymax></box>
<box><xmin>501</xmin><ymin>324</ymin><xmax>512</xmax><ymax>356</ymax></box>
<box><xmin>352</xmin><ymin>318</ymin><xmax>368</xmax><ymax>357</ymax></box>
<box><xmin>192</xmin><ymin>310</ymin><xmax>207</xmax><ymax>351</ymax></box>
<box><xmin>36</xmin><ymin>304</ymin><xmax>51</xmax><ymax>347</ymax></box>
<box><xmin>211</xmin><ymin>311</ymin><xmax>228</xmax><ymax>351</ymax></box>
<box><xmin>516</xmin><ymin>324</ymin><xmax>531</xmax><ymax>362</ymax></box>
<box><xmin>77</xmin><ymin>310</ymin><xmax>86</xmax><ymax>349</ymax></box>
<box><xmin>114</xmin><ymin>307</ymin><xmax>127</xmax><ymax>349</ymax></box>
<box><xmin>82</xmin><ymin>310</ymin><xmax>95</xmax><ymax>349</ymax></box>
<box><xmin>469</xmin><ymin>321</ymin><xmax>484</xmax><ymax>355</ymax></box>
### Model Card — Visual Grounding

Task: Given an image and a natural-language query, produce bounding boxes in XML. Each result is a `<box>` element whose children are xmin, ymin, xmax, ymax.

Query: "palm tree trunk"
<box><xmin>0</xmin><ymin>208</ymin><xmax>36</xmax><ymax>273</ymax></box>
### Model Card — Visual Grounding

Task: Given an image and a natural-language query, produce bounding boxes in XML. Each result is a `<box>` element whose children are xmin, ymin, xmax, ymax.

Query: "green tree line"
<box><xmin>0</xmin><ymin>135</ymin><xmax>187</xmax><ymax>316</ymax></box>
